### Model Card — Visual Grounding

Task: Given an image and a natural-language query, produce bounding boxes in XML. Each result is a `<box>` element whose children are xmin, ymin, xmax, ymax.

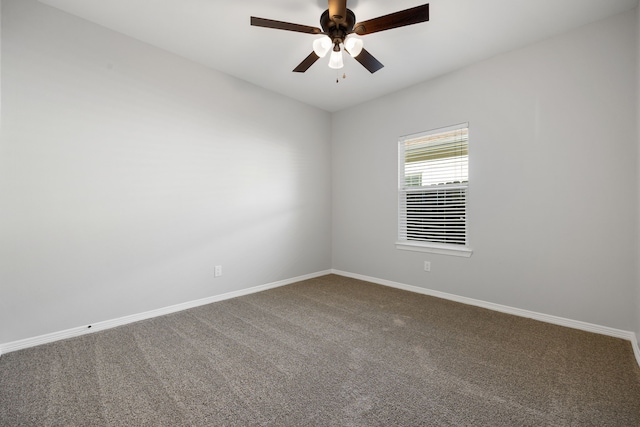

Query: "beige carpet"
<box><xmin>1</xmin><ymin>274</ymin><xmax>640</xmax><ymax>426</ymax></box>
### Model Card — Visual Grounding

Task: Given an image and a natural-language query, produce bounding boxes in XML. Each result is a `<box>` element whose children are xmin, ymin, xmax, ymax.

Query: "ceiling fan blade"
<box><xmin>251</xmin><ymin>17</ymin><xmax>322</xmax><ymax>34</ymax></box>
<box><xmin>353</xmin><ymin>4</ymin><xmax>429</xmax><ymax>36</ymax></box>
<box><xmin>293</xmin><ymin>52</ymin><xmax>321</xmax><ymax>73</ymax></box>
<box><xmin>328</xmin><ymin>0</ymin><xmax>348</xmax><ymax>24</ymax></box>
<box><xmin>353</xmin><ymin>48</ymin><xmax>384</xmax><ymax>73</ymax></box>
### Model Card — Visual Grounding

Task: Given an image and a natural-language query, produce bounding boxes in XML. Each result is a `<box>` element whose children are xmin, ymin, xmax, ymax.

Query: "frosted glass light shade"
<box><xmin>344</xmin><ymin>36</ymin><xmax>363</xmax><ymax>57</ymax></box>
<box><xmin>313</xmin><ymin>36</ymin><xmax>332</xmax><ymax>58</ymax></box>
<box><xmin>328</xmin><ymin>49</ymin><xmax>344</xmax><ymax>69</ymax></box>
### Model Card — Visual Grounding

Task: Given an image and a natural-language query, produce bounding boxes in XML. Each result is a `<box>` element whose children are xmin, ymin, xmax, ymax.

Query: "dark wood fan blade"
<box><xmin>328</xmin><ymin>0</ymin><xmax>347</xmax><ymax>24</ymax></box>
<box><xmin>251</xmin><ymin>17</ymin><xmax>322</xmax><ymax>34</ymax></box>
<box><xmin>353</xmin><ymin>4</ymin><xmax>429</xmax><ymax>35</ymax></box>
<box><xmin>353</xmin><ymin>48</ymin><xmax>384</xmax><ymax>73</ymax></box>
<box><xmin>293</xmin><ymin>52</ymin><xmax>321</xmax><ymax>73</ymax></box>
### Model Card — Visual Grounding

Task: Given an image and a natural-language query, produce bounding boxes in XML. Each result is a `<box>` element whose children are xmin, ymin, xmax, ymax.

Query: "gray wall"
<box><xmin>332</xmin><ymin>10</ymin><xmax>638</xmax><ymax>331</ymax></box>
<box><xmin>0</xmin><ymin>0</ymin><xmax>332</xmax><ymax>344</ymax></box>
<box><xmin>637</xmin><ymin>4</ymin><xmax>640</xmax><ymax>342</ymax></box>
<box><xmin>1</xmin><ymin>0</ymin><xmax>639</xmax><ymax>347</ymax></box>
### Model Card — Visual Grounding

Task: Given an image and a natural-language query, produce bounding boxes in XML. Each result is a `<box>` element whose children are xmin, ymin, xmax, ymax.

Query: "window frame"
<box><xmin>396</xmin><ymin>123</ymin><xmax>473</xmax><ymax>258</ymax></box>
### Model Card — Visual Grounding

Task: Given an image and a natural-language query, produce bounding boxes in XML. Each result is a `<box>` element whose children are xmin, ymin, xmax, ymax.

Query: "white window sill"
<box><xmin>395</xmin><ymin>241</ymin><xmax>473</xmax><ymax>258</ymax></box>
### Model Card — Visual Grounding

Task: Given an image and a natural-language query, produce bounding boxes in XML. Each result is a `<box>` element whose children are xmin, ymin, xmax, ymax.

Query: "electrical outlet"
<box><xmin>424</xmin><ymin>261</ymin><xmax>431</xmax><ymax>272</ymax></box>
<box><xmin>214</xmin><ymin>265</ymin><xmax>222</xmax><ymax>277</ymax></box>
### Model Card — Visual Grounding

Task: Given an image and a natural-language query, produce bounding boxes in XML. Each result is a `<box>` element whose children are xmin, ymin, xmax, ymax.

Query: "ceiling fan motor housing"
<box><xmin>320</xmin><ymin>9</ymin><xmax>356</xmax><ymax>49</ymax></box>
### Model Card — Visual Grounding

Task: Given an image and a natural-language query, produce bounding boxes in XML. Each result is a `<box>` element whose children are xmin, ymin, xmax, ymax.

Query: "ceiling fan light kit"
<box><xmin>251</xmin><ymin>1</ymin><xmax>429</xmax><ymax>75</ymax></box>
<box><xmin>328</xmin><ymin>49</ymin><xmax>344</xmax><ymax>69</ymax></box>
<box><xmin>313</xmin><ymin>36</ymin><xmax>333</xmax><ymax>58</ymax></box>
<box><xmin>344</xmin><ymin>35</ymin><xmax>363</xmax><ymax>58</ymax></box>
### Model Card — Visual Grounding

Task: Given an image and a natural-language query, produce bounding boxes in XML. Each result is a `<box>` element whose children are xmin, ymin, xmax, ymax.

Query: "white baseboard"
<box><xmin>0</xmin><ymin>270</ymin><xmax>332</xmax><ymax>356</ymax></box>
<box><xmin>332</xmin><ymin>269</ymin><xmax>640</xmax><ymax>369</ymax></box>
<box><xmin>3</xmin><ymin>269</ymin><xmax>639</xmax><ymax>370</ymax></box>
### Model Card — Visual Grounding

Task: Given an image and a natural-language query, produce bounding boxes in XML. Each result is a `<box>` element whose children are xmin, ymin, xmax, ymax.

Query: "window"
<box><xmin>397</xmin><ymin>123</ymin><xmax>472</xmax><ymax>257</ymax></box>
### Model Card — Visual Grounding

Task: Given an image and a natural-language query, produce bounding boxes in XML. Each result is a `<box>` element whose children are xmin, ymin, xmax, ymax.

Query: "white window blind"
<box><xmin>398</xmin><ymin>123</ymin><xmax>469</xmax><ymax>247</ymax></box>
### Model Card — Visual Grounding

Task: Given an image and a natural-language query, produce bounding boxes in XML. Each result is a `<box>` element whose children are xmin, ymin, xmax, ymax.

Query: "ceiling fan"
<box><xmin>251</xmin><ymin>1</ymin><xmax>429</xmax><ymax>74</ymax></box>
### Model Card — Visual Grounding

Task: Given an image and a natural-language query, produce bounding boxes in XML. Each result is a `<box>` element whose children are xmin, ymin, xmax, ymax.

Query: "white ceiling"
<box><xmin>38</xmin><ymin>0</ymin><xmax>639</xmax><ymax>112</ymax></box>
